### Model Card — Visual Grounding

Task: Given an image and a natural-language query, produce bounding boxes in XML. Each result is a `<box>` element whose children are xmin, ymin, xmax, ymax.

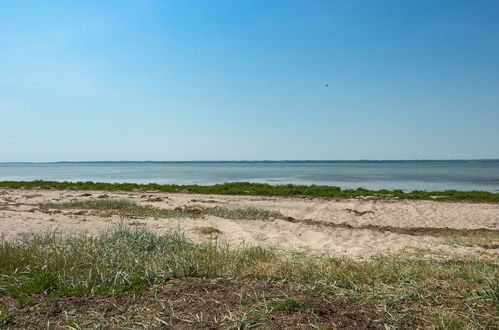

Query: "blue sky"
<box><xmin>1</xmin><ymin>0</ymin><xmax>498</xmax><ymax>161</ymax></box>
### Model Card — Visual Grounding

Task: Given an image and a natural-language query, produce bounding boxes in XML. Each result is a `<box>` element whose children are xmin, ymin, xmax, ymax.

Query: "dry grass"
<box><xmin>40</xmin><ymin>199</ymin><xmax>282</xmax><ymax>221</ymax></box>
<box><xmin>196</xmin><ymin>227</ymin><xmax>223</xmax><ymax>235</ymax></box>
<box><xmin>0</xmin><ymin>227</ymin><xmax>497</xmax><ymax>328</ymax></box>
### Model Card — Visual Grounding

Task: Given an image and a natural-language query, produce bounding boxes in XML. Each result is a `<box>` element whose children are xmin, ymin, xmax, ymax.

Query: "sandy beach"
<box><xmin>1</xmin><ymin>188</ymin><xmax>497</xmax><ymax>259</ymax></box>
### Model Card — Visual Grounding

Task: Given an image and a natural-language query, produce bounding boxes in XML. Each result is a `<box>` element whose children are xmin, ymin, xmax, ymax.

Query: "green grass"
<box><xmin>207</xmin><ymin>206</ymin><xmax>281</xmax><ymax>219</ymax></box>
<box><xmin>0</xmin><ymin>304</ymin><xmax>13</xmax><ymax>327</ymax></box>
<box><xmin>0</xmin><ymin>228</ymin><xmax>497</xmax><ymax>328</ymax></box>
<box><xmin>40</xmin><ymin>199</ymin><xmax>282</xmax><ymax>220</ymax></box>
<box><xmin>1</xmin><ymin>180</ymin><xmax>498</xmax><ymax>202</ymax></box>
<box><xmin>42</xmin><ymin>199</ymin><xmax>137</xmax><ymax>211</ymax></box>
<box><xmin>270</xmin><ymin>298</ymin><xmax>313</xmax><ymax>313</ymax></box>
<box><xmin>442</xmin><ymin>236</ymin><xmax>499</xmax><ymax>249</ymax></box>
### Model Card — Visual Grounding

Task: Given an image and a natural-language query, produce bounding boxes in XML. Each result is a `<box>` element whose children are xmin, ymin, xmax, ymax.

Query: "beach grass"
<box><xmin>441</xmin><ymin>236</ymin><xmax>499</xmax><ymax>250</ymax></box>
<box><xmin>1</xmin><ymin>180</ymin><xmax>498</xmax><ymax>202</ymax></box>
<box><xmin>40</xmin><ymin>198</ymin><xmax>282</xmax><ymax>220</ymax></box>
<box><xmin>0</xmin><ymin>228</ymin><xmax>497</xmax><ymax>328</ymax></box>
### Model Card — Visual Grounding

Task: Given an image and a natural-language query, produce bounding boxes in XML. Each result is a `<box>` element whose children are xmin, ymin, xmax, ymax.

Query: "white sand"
<box><xmin>0</xmin><ymin>188</ymin><xmax>497</xmax><ymax>259</ymax></box>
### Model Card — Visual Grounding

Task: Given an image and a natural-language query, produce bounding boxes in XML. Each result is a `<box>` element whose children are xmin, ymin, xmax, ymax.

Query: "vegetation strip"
<box><xmin>0</xmin><ymin>228</ymin><xmax>497</xmax><ymax>328</ymax></box>
<box><xmin>1</xmin><ymin>180</ymin><xmax>499</xmax><ymax>202</ymax></box>
<box><xmin>283</xmin><ymin>217</ymin><xmax>499</xmax><ymax>249</ymax></box>
<box><xmin>39</xmin><ymin>199</ymin><xmax>281</xmax><ymax>220</ymax></box>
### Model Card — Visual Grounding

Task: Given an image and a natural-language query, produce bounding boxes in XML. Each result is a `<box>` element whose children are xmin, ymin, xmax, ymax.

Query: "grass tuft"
<box><xmin>0</xmin><ymin>304</ymin><xmax>13</xmax><ymax>327</ymax></box>
<box><xmin>42</xmin><ymin>199</ymin><xmax>136</xmax><ymax>210</ymax></box>
<box><xmin>207</xmin><ymin>206</ymin><xmax>281</xmax><ymax>220</ymax></box>
<box><xmin>270</xmin><ymin>298</ymin><xmax>313</xmax><ymax>313</ymax></box>
<box><xmin>40</xmin><ymin>199</ymin><xmax>282</xmax><ymax>221</ymax></box>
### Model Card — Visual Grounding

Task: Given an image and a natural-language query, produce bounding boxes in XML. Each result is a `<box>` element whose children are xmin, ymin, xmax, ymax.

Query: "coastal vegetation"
<box><xmin>40</xmin><ymin>199</ymin><xmax>282</xmax><ymax>220</ymax></box>
<box><xmin>1</xmin><ymin>180</ymin><xmax>498</xmax><ymax>202</ymax></box>
<box><xmin>1</xmin><ymin>186</ymin><xmax>497</xmax><ymax>327</ymax></box>
<box><xmin>0</xmin><ymin>228</ymin><xmax>497</xmax><ymax>328</ymax></box>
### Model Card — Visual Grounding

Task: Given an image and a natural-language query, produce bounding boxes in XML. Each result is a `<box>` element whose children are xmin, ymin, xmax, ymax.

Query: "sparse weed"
<box><xmin>441</xmin><ymin>236</ymin><xmax>499</xmax><ymax>250</ymax></box>
<box><xmin>40</xmin><ymin>199</ymin><xmax>282</xmax><ymax>220</ymax></box>
<box><xmin>270</xmin><ymin>298</ymin><xmax>313</xmax><ymax>313</ymax></box>
<box><xmin>207</xmin><ymin>206</ymin><xmax>281</xmax><ymax>220</ymax></box>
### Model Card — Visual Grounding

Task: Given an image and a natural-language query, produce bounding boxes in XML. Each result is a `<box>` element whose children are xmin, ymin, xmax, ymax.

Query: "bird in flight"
<box><xmin>325</xmin><ymin>84</ymin><xmax>329</xmax><ymax>87</ymax></box>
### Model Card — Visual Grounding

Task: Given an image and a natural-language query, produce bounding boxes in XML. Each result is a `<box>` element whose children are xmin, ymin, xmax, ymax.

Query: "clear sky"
<box><xmin>1</xmin><ymin>0</ymin><xmax>498</xmax><ymax>161</ymax></box>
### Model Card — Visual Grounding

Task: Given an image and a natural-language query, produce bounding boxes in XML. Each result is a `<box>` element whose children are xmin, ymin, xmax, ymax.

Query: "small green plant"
<box><xmin>13</xmin><ymin>270</ymin><xmax>60</xmax><ymax>295</ymax></box>
<box><xmin>270</xmin><ymin>298</ymin><xmax>313</xmax><ymax>313</ymax></box>
<box><xmin>466</xmin><ymin>278</ymin><xmax>499</xmax><ymax>306</ymax></box>
<box><xmin>0</xmin><ymin>305</ymin><xmax>13</xmax><ymax>327</ymax></box>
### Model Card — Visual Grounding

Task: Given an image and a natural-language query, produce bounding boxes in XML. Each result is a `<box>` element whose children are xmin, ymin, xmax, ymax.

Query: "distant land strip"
<box><xmin>0</xmin><ymin>159</ymin><xmax>499</xmax><ymax>164</ymax></box>
<box><xmin>0</xmin><ymin>180</ymin><xmax>498</xmax><ymax>202</ymax></box>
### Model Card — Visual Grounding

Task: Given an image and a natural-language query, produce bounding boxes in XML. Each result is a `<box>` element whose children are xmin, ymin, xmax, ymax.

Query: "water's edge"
<box><xmin>1</xmin><ymin>161</ymin><xmax>498</xmax><ymax>192</ymax></box>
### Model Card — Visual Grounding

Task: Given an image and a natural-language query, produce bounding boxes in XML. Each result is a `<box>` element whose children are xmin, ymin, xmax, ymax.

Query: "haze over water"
<box><xmin>1</xmin><ymin>161</ymin><xmax>498</xmax><ymax>192</ymax></box>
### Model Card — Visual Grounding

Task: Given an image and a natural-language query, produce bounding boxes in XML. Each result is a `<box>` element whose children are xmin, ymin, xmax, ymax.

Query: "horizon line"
<box><xmin>1</xmin><ymin>159</ymin><xmax>499</xmax><ymax>164</ymax></box>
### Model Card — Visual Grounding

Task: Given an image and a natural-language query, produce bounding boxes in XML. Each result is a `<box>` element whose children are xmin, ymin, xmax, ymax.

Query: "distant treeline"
<box><xmin>0</xmin><ymin>180</ymin><xmax>498</xmax><ymax>202</ymax></box>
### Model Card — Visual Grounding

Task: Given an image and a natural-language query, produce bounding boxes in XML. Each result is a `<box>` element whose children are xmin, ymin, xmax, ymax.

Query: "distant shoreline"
<box><xmin>1</xmin><ymin>159</ymin><xmax>499</xmax><ymax>164</ymax></box>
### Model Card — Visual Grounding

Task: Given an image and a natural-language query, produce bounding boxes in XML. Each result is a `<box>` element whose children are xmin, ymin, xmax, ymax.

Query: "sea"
<box><xmin>0</xmin><ymin>160</ymin><xmax>498</xmax><ymax>192</ymax></box>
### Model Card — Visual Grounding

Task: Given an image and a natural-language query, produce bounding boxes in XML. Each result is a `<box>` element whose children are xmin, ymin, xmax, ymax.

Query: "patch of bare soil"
<box><xmin>1</xmin><ymin>279</ymin><xmax>390</xmax><ymax>329</ymax></box>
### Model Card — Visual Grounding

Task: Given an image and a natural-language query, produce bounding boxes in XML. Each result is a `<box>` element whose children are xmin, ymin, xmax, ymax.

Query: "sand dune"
<box><xmin>0</xmin><ymin>188</ymin><xmax>497</xmax><ymax>259</ymax></box>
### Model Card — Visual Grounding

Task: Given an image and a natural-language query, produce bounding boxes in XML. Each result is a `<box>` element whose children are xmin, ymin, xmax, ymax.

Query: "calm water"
<box><xmin>1</xmin><ymin>161</ymin><xmax>498</xmax><ymax>192</ymax></box>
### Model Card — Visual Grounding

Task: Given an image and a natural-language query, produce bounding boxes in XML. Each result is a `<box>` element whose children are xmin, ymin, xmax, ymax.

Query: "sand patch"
<box><xmin>0</xmin><ymin>188</ymin><xmax>497</xmax><ymax>259</ymax></box>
